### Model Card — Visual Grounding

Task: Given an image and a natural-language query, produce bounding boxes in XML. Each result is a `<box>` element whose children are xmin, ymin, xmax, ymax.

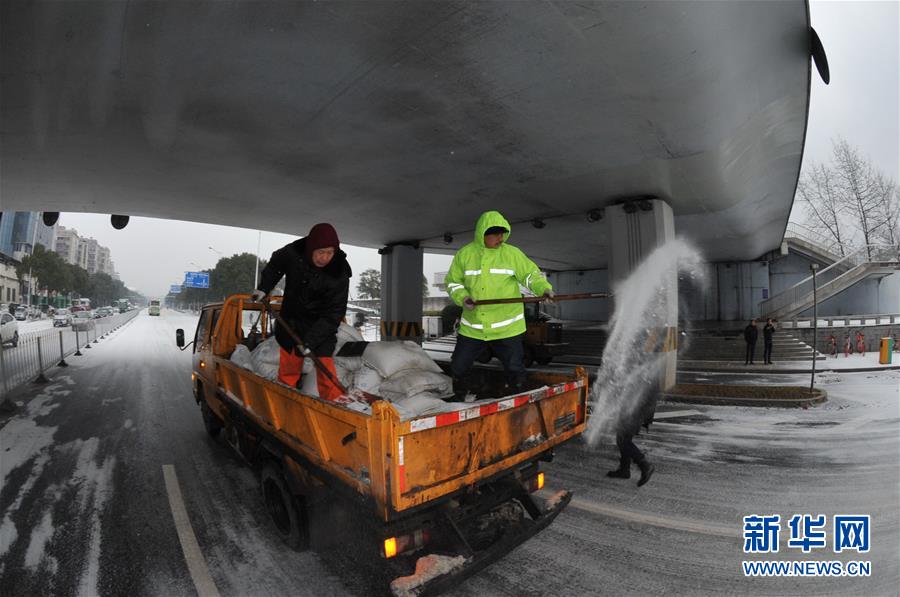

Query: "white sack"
<box><xmin>378</xmin><ymin>369</ymin><xmax>453</xmax><ymax>401</ymax></box>
<box><xmin>335</xmin><ymin>322</ymin><xmax>364</xmax><ymax>354</ymax></box>
<box><xmin>353</xmin><ymin>365</ymin><xmax>384</xmax><ymax>395</ymax></box>
<box><xmin>229</xmin><ymin>344</ymin><xmax>253</xmax><ymax>369</ymax></box>
<box><xmin>250</xmin><ymin>336</ymin><xmax>281</xmax><ymax>381</ymax></box>
<box><xmin>362</xmin><ymin>341</ymin><xmax>442</xmax><ymax>378</ymax></box>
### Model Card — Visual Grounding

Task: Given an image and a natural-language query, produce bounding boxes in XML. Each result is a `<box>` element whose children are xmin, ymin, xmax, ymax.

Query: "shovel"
<box><xmin>474</xmin><ymin>292</ymin><xmax>610</xmax><ymax>306</ymax></box>
<box><xmin>268</xmin><ymin>309</ymin><xmax>379</xmax><ymax>405</ymax></box>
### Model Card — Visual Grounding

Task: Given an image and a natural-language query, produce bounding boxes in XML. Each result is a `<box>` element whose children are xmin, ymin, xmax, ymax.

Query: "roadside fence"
<box><xmin>0</xmin><ymin>310</ymin><xmax>140</xmax><ymax>401</ymax></box>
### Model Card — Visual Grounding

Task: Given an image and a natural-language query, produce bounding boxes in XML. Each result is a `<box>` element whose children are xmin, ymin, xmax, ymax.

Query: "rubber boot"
<box><xmin>636</xmin><ymin>457</ymin><xmax>655</xmax><ymax>487</ymax></box>
<box><xmin>449</xmin><ymin>377</ymin><xmax>468</xmax><ymax>402</ymax></box>
<box><xmin>606</xmin><ymin>457</ymin><xmax>631</xmax><ymax>479</ymax></box>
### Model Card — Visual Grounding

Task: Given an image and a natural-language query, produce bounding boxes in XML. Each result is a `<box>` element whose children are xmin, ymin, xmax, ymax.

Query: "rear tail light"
<box><xmin>383</xmin><ymin>529</ymin><xmax>430</xmax><ymax>558</ymax></box>
<box><xmin>527</xmin><ymin>471</ymin><xmax>545</xmax><ymax>493</ymax></box>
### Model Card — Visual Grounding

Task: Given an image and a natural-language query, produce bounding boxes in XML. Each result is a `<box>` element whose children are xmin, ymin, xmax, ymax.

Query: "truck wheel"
<box><xmin>261</xmin><ymin>463</ymin><xmax>308</xmax><ymax>550</ymax></box>
<box><xmin>522</xmin><ymin>345</ymin><xmax>535</xmax><ymax>368</ymax></box>
<box><xmin>200</xmin><ymin>401</ymin><xmax>222</xmax><ymax>438</ymax></box>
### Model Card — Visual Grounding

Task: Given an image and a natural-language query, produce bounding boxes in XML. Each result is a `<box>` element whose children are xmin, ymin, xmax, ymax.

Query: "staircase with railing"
<box><xmin>782</xmin><ymin>223</ymin><xmax>852</xmax><ymax>269</ymax></box>
<box><xmin>761</xmin><ymin>244</ymin><xmax>900</xmax><ymax>320</ymax></box>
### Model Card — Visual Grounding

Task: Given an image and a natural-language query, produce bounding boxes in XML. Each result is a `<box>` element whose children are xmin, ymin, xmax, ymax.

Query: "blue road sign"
<box><xmin>170</xmin><ymin>285</ymin><xmax>182</xmax><ymax>294</ymax></box>
<box><xmin>184</xmin><ymin>271</ymin><xmax>210</xmax><ymax>289</ymax></box>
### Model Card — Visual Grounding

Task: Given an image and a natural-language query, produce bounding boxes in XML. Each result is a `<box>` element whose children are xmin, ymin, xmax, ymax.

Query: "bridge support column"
<box><xmin>379</xmin><ymin>244</ymin><xmax>423</xmax><ymax>342</ymax></box>
<box><xmin>607</xmin><ymin>199</ymin><xmax>678</xmax><ymax>390</ymax></box>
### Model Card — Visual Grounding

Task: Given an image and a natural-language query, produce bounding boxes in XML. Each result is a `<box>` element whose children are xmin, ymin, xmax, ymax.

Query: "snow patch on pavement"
<box><xmin>390</xmin><ymin>554</ymin><xmax>467</xmax><ymax>597</ymax></box>
<box><xmin>0</xmin><ymin>453</ymin><xmax>50</xmax><ymax>557</ymax></box>
<box><xmin>69</xmin><ymin>438</ymin><xmax>116</xmax><ymax>597</ymax></box>
<box><xmin>24</xmin><ymin>510</ymin><xmax>57</xmax><ymax>573</ymax></box>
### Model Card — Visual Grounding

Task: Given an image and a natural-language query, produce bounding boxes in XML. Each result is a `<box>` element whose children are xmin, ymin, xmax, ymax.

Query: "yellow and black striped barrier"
<box><xmin>380</xmin><ymin>320</ymin><xmax>423</xmax><ymax>340</ymax></box>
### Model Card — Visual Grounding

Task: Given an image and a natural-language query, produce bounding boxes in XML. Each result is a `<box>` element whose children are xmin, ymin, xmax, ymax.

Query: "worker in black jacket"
<box><xmin>744</xmin><ymin>319</ymin><xmax>759</xmax><ymax>365</ymax></box>
<box><xmin>253</xmin><ymin>223</ymin><xmax>351</xmax><ymax>401</ymax></box>
<box><xmin>607</xmin><ymin>385</ymin><xmax>657</xmax><ymax>487</ymax></box>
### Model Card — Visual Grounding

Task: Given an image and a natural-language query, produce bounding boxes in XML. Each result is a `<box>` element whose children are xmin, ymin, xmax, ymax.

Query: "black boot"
<box><xmin>606</xmin><ymin>458</ymin><xmax>631</xmax><ymax>479</ymax></box>
<box><xmin>636</xmin><ymin>457</ymin><xmax>655</xmax><ymax>487</ymax></box>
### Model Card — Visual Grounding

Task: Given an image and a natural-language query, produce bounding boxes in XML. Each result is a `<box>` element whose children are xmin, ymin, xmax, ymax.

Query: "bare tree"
<box><xmin>796</xmin><ymin>162</ymin><xmax>850</xmax><ymax>256</ymax></box>
<box><xmin>872</xmin><ymin>174</ymin><xmax>899</xmax><ymax>247</ymax></box>
<box><xmin>792</xmin><ymin>138</ymin><xmax>899</xmax><ymax>260</ymax></box>
<box><xmin>832</xmin><ymin>139</ymin><xmax>885</xmax><ymax>258</ymax></box>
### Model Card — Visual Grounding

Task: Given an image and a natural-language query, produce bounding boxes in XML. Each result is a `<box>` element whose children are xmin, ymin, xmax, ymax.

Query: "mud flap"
<box><xmin>390</xmin><ymin>490</ymin><xmax>573</xmax><ymax>597</ymax></box>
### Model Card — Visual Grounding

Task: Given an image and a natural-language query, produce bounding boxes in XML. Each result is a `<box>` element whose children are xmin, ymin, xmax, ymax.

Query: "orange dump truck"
<box><xmin>176</xmin><ymin>294</ymin><xmax>587</xmax><ymax>594</ymax></box>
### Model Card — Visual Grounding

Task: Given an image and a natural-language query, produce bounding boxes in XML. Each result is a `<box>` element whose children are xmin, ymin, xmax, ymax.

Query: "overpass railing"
<box><xmin>0</xmin><ymin>310</ymin><xmax>139</xmax><ymax>401</ymax></box>
<box><xmin>760</xmin><ymin>244</ymin><xmax>899</xmax><ymax>317</ymax></box>
<box><xmin>781</xmin><ymin>313</ymin><xmax>900</xmax><ymax>329</ymax></box>
<box><xmin>783</xmin><ymin>222</ymin><xmax>846</xmax><ymax>257</ymax></box>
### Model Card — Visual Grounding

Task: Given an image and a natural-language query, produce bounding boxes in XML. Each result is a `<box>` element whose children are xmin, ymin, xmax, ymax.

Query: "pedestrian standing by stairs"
<box><xmin>763</xmin><ymin>318</ymin><xmax>776</xmax><ymax>364</ymax></box>
<box><xmin>744</xmin><ymin>319</ymin><xmax>758</xmax><ymax>365</ymax></box>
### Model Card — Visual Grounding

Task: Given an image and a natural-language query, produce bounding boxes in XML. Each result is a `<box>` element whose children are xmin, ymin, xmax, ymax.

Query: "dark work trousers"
<box><xmin>745</xmin><ymin>341</ymin><xmax>756</xmax><ymax>364</ymax></box>
<box><xmin>763</xmin><ymin>342</ymin><xmax>773</xmax><ymax>364</ymax></box>
<box><xmin>616</xmin><ymin>429</ymin><xmax>644</xmax><ymax>465</ymax></box>
<box><xmin>451</xmin><ymin>333</ymin><xmax>526</xmax><ymax>392</ymax></box>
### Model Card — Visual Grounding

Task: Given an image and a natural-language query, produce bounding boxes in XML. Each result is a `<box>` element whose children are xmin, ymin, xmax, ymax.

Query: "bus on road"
<box><xmin>149</xmin><ymin>299</ymin><xmax>161</xmax><ymax>316</ymax></box>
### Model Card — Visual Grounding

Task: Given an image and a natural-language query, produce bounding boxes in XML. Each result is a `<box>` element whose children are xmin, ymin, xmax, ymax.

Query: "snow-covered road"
<box><xmin>1</xmin><ymin>310</ymin><xmax>897</xmax><ymax>595</ymax></box>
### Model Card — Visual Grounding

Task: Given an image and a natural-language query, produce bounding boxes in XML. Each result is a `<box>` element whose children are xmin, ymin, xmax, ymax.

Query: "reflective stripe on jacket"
<box><xmin>445</xmin><ymin>211</ymin><xmax>552</xmax><ymax>341</ymax></box>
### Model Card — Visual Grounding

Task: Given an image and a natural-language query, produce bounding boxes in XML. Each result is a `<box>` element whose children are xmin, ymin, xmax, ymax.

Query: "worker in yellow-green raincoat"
<box><xmin>445</xmin><ymin>211</ymin><xmax>554</xmax><ymax>399</ymax></box>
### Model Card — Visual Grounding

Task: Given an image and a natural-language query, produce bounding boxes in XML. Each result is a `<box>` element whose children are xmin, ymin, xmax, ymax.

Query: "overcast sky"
<box><xmin>52</xmin><ymin>0</ymin><xmax>898</xmax><ymax>298</ymax></box>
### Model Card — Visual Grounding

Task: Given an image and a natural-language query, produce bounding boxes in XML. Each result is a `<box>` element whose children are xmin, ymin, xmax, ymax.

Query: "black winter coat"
<box><xmin>258</xmin><ymin>238</ymin><xmax>351</xmax><ymax>355</ymax></box>
<box><xmin>744</xmin><ymin>324</ymin><xmax>758</xmax><ymax>344</ymax></box>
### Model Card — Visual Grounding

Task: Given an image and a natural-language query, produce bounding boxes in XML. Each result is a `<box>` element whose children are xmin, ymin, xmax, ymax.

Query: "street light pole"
<box><xmin>810</xmin><ymin>263</ymin><xmax>819</xmax><ymax>394</ymax></box>
<box><xmin>254</xmin><ymin>231</ymin><xmax>262</xmax><ymax>289</ymax></box>
<box><xmin>26</xmin><ymin>212</ymin><xmax>41</xmax><ymax>308</ymax></box>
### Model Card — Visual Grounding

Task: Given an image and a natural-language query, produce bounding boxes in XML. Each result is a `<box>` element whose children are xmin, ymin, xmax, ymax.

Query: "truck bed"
<box><xmin>213</xmin><ymin>357</ymin><xmax>587</xmax><ymax>521</ymax></box>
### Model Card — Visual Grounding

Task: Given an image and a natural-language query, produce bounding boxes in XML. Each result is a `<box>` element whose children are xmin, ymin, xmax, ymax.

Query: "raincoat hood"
<box><xmin>474</xmin><ymin>211</ymin><xmax>511</xmax><ymax>247</ymax></box>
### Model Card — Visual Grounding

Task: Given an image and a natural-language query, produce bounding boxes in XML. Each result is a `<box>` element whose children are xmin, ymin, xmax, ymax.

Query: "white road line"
<box><xmin>538</xmin><ymin>490</ymin><xmax>736</xmax><ymax>538</ymax></box>
<box><xmin>653</xmin><ymin>409</ymin><xmax>704</xmax><ymax>420</ymax></box>
<box><xmin>162</xmin><ymin>465</ymin><xmax>221</xmax><ymax>597</ymax></box>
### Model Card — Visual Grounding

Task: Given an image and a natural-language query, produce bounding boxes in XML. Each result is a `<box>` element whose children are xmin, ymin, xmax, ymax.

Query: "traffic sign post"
<box><xmin>184</xmin><ymin>271</ymin><xmax>210</xmax><ymax>288</ymax></box>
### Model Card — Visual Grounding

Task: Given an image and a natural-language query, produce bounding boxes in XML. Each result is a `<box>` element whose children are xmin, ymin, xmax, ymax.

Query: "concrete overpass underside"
<box><xmin>1</xmin><ymin>0</ymin><xmax>814</xmax><ymax>271</ymax></box>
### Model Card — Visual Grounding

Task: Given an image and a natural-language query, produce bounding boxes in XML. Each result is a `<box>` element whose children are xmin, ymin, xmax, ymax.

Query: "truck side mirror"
<box><xmin>176</xmin><ymin>329</ymin><xmax>185</xmax><ymax>348</ymax></box>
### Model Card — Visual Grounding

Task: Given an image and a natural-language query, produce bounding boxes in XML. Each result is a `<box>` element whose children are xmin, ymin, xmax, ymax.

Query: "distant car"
<box><xmin>0</xmin><ymin>312</ymin><xmax>19</xmax><ymax>347</ymax></box>
<box><xmin>93</xmin><ymin>307</ymin><xmax>113</xmax><ymax>318</ymax></box>
<box><xmin>14</xmin><ymin>306</ymin><xmax>27</xmax><ymax>321</ymax></box>
<box><xmin>54</xmin><ymin>308</ymin><xmax>73</xmax><ymax>327</ymax></box>
<box><xmin>72</xmin><ymin>310</ymin><xmax>96</xmax><ymax>331</ymax></box>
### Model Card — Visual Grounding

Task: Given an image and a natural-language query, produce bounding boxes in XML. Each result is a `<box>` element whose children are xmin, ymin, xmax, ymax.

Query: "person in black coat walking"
<box><xmin>763</xmin><ymin>318</ymin><xmax>776</xmax><ymax>364</ymax></box>
<box><xmin>744</xmin><ymin>319</ymin><xmax>759</xmax><ymax>365</ymax></box>
<box><xmin>253</xmin><ymin>223</ymin><xmax>351</xmax><ymax>401</ymax></box>
<box><xmin>607</xmin><ymin>387</ymin><xmax>657</xmax><ymax>487</ymax></box>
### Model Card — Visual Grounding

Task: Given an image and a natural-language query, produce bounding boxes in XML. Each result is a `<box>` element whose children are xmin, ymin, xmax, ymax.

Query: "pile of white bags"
<box><xmin>229</xmin><ymin>323</ymin><xmax>458</xmax><ymax>420</ymax></box>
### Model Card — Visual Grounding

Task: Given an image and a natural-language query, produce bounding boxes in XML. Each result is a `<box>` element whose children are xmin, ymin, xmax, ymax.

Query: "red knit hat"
<box><xmin>305</xmin><ymin>223</ymin><xmax>340</xmax><ymax>260</ymax></box>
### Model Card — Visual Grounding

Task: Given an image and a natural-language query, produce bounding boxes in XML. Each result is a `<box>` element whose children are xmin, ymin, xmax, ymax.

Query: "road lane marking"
<box><xmin>653</xmin><ymin>409</ymin><xmax>704</xmax><ymax>420</ymax></box>
<box><xmin>538</xmin><ymin>490</ymin><xmax>736</xmax><ymax>538</ymax></box>
<box><xmin>162</xmin><ymin>465</ymin><xmax>221</xmax><ymax>597</ymax></box>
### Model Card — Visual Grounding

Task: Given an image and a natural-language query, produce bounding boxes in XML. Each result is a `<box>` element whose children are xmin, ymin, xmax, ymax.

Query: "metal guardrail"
<box><xmin>783</xmin><ymin>222</ymin><xmax>846</xmax><ymax>256</ymax></box>
<box><xmin>781</xmin><ymin>313</ymin><xmax>900</xmax><ymax>329</ymax></box>
<box><xmin>760</xmin><ymin>244</ymin><xmax>899</xmax><ymax>317</ymax></box>
<box><xmin>0</xmin><ymin>310</ymin><xmax>139</xmax><ymax>400</ymax></box>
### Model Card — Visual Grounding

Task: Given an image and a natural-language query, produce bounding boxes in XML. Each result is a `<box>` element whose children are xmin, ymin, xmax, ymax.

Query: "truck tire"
<box><xmin>261</xmin><ymin>463</ymin><xmax>308</xmax><ymax>550</ymax></box>
<box><xmin>200</xmin><ymin>401</ymin><xmax>222</xmax><ymax>438</ymax></box>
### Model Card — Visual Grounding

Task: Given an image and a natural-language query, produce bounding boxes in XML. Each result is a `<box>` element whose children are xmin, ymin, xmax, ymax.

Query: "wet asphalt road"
<box><xmin>1</xmin><ymin>311</ymin><xmax>898</xmax><ymax>596</ymax></box>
